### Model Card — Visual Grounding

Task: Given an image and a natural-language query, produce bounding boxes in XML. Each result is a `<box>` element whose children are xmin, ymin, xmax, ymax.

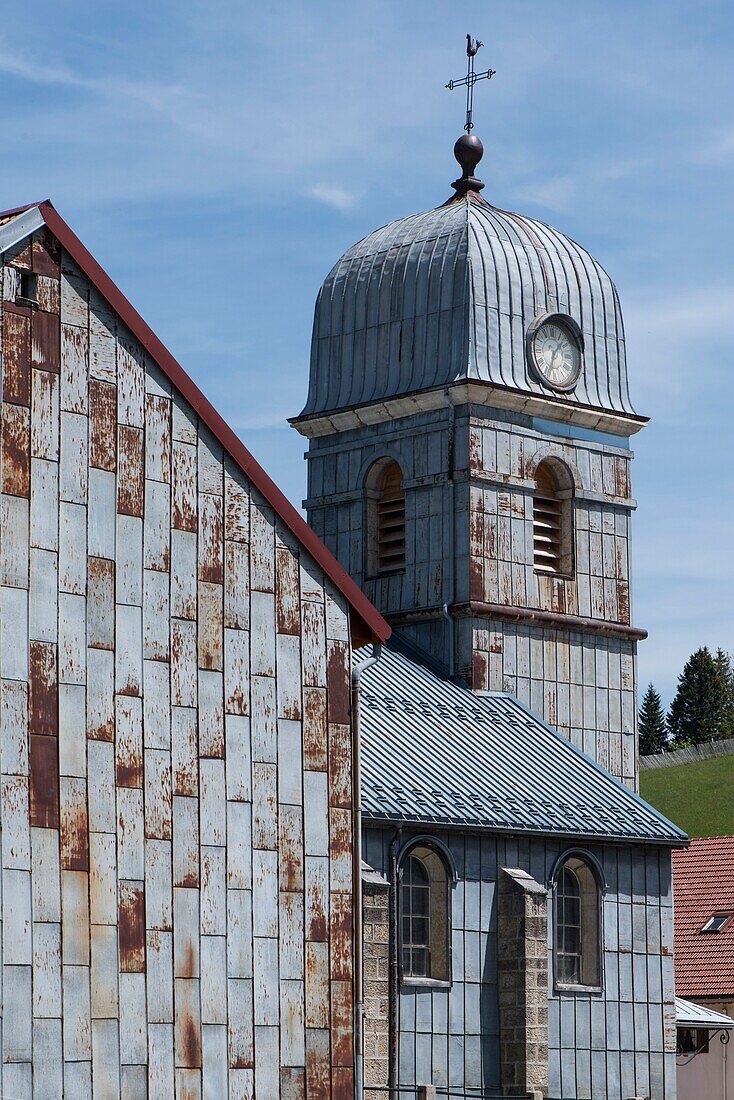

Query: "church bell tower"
<box><xmin>291</xmin><ymin>71</ymin><xmax>647</xmax><ymax>790</ymax></box>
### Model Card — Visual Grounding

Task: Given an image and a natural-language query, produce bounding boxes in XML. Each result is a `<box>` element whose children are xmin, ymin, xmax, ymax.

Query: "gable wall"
<box><xmin>0</xmin><ymin>226</ymin><xmax>355</xmax><ymax>1098</ymax></box>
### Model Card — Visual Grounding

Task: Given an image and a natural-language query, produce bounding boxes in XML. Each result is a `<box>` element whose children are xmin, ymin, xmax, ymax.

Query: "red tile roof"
<box><xmin>673</xmin><ymin>836</ymin><xmax>734</xmax><ymax>999</ymax></box>
<box><xmin>0</xmin><ymin>201</ymin><xmax>391</xmax><ymax>646</ymax></box>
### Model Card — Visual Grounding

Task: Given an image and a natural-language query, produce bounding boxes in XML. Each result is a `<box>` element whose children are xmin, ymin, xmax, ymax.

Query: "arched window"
<box><xmin>553</xmin><ymin>853</ymin><xmax>602</xmax><ymax>989</ymax></box>
<box><xmin>400</xmin><ymin>843</ymin><xmax>451</xmax><ymax>983</ymax></box>
<box><xmin>368</xmin><ymin>460</ymin><xmax>406</xmax><ymax>575</ymax></box>
<box><xmin>533</xmin><ymin>461</ymin><xmax>574</xmax><ymax>577</ymax></box>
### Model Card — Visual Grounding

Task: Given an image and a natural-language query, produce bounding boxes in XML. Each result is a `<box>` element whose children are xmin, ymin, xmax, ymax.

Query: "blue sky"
<box><xmin>3</xmin><ymin>0</ymin><xmax>733</xmax><ymax>703</ymax></box>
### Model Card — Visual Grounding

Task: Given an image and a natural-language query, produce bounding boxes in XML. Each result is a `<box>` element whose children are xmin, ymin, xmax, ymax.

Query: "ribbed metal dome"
<box><xmin>301</xmin><ymin>193</ymin><xmax>635</xmax><ymax>418</ymax></box>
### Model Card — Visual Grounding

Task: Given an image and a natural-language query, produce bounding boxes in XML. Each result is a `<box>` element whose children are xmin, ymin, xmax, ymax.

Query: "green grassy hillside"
<box><xmin>639</xmin><ymin>753</ymin><xmax>734</xmax><ymax>838</ymax></box>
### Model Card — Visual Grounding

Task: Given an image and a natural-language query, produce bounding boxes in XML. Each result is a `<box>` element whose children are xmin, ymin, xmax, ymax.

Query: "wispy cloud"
<box><xmin>308</xmin><ymin>184</ymin><xmax>358</xmax><ymax>211</ymax></box>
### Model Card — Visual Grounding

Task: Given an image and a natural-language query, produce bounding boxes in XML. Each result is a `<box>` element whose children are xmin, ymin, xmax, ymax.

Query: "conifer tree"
<box><xmin>638</xmin><ymin>684</ymin><xmax>668</xmax><ymax>756</ymax></box>
<box><xmin>668</xmin><ymin>647</ymin><xmax>733</xmax><ymax>746</ymax></box>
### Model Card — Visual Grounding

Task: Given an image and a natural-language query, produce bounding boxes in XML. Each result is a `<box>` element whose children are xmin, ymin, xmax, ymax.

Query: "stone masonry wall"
<box><xmin>362</xmin><ymin>873</ymin><xmax>390</xmax><ymax>1097</ymax></box>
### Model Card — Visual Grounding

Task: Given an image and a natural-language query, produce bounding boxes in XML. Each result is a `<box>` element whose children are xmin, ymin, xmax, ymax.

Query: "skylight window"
<box><xmin>701</xmin><ymin>913</ymin><xmax>734</xmax><ymax>933</ymax></box>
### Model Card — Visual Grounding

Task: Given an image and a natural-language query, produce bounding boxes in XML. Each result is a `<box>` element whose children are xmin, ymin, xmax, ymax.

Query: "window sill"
<box><xmin>401</xmin><ymin>976</ymin><xmax>452</xmax><ymax>990</ymax></box>
<box><xmin>554</xmin><ymin>982</ymin><xmax>604</xmax><ymax>996</ymax></box>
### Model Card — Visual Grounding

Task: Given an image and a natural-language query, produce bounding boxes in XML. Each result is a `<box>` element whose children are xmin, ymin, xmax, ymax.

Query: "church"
<box><xmin>0</xmin><ymin>46</ymin><xmax>686</xmax><ymax>1100</ymax></box>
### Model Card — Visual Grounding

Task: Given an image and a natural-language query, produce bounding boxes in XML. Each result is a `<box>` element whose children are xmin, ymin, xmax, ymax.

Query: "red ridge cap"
<box><xmin>30</xmin><ymin>201</ymin><xmax>389</xmax><ymax>645</ymax></box>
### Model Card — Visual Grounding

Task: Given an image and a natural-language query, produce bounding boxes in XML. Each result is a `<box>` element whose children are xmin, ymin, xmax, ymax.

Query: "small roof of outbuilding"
<box><xmin>673</xmin><ymin>837</ymin><xmax>734</xmax><ymax>1000</ymax></box>
<box><xmin>675</xmin><ymin>997</ymin><xmax>734</xmax><ymax>1029</ymax></box>
<box><xmin>0</xmin><ymin>200</ymin><xmax>390</xmax><ymax>646</ymax></box>
<box><xmin>300</xmin><ymin>191</ymin><xmax>640</xmax><ymax>423</ymax></box>
<box><xmin>358</xmin><ymin>642</ymin><xmax>685</xmax><ymax>846</ymax></box>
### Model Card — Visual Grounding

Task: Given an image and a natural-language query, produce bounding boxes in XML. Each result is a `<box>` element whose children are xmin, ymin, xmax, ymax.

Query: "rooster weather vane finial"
<box><xmin>445</xmin><ymin>34</ymin><xmax>495</xmax><ymax>134</ymax></box>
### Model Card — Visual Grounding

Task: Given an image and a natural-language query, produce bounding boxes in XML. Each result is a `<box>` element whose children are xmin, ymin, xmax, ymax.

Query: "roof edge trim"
<box><xmin>0</xmin><ymin>200</ymin><xmax>390</xmax><ymax>645</ymax></box>
<box><xmin>0</xmin><ymin>206</ymin><xmax>46</xmax><ymax>256</ymax></box>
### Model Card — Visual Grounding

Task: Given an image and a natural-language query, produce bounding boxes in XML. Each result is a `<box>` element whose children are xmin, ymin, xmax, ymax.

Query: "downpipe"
<box><xmin>351</xmin><ymin>642</ymin><xmax>383</xmax><ymax>1099</ymax></box>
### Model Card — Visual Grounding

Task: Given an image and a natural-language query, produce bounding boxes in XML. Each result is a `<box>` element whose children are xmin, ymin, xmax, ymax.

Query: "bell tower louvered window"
<box><xmin>375</xmin><ymin>461</ymin><xmax>406</xmax><ymax>574</ymax></box>
<box><xmin>533</xmin><ymin>462</ymin><xmax>573</xmax><ymax>577</ymax></box>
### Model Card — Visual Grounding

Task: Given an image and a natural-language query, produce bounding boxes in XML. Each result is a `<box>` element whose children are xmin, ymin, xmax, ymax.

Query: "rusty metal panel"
<box><xmin>275</xmin><ymin>546</ymin><xmax>300</xmax><ymax>635</ymax></box>
<box><xmin>117</xmin><ymin>786</ymin><xmax>145</xmax><ymax>881</ymax></box>
<box><xmin>87</xmin><ymin>648</ymin><xmax>115</xmax><ymax>741</ymax></box>
<box><xmin>326</xmin><ymin>639</ymin><xmax>350</xmax><ymax>725</ymax></box>
<box><xmin>171</xmin><ymin>707</ymin><xmax>198</xmax><ymax>797</ymax></box>
<box><xmin>301</xmin><ymin>602</ymin><xmax>326</xmax><ymax>689</ymax></box>
<box><xmin>199</xmin><ymin>670</ymin><xmax>224</xmax><ymax>758</ymax></box>
<box><xmin>58</xmin><ymin>501</ymin><xmax>86</xmax><ymax>596</ymax></box>
<box><xmin>197</xmin><ymin>428</ymin><xmax>223</xmax><ymax>495</ymax></box>
<box><xmin>171</xmin><ymin>531</ymin><xmax>197</xmax><ymax>620</ymax></box>
<box><xmin>60</xmin><ymin>411</ymin><xmax>89</xmax><ymax>505</ymax></box>
<box><xmin>90</xmin><ymin>923</ymin><xmax>119</xmax><ymax>1018</ymax></box>
<box><xmin>302</xmin><ymin>687</ymin><xmax>327</xmax><ymax>773</ymax></box>
<box><xmin>143</xmin><ymin>571</ymin><xmax>169</xmax><ymax>663</ymax></box>
<box><xmin>115</xmin><ymin>695</ymin><xmax>143</xmax><ymax>788</ymax></box>
<box><xmin>252</xmin><ymin>850</ymin><xmax>278</xmax><ymax>939</ymax></box>
<box><xmin>252</xmin><ymin>762</ymin><xmax>277</xmax><ymax>851</ymax></box>
<box><xmin>328</xmin><ymin>808</ymin><xmax>352</xmax><ymax>895</ymax></box>
<box><xmin>278</xmin><ymin>719</ymin><xmax>303</xmax><ymax>808</ymax></box>
<box><xmin>3</xmin><ymin>309</ymin><xmax>31</xmax><ymax>404</ymax></box>
<box><xmin>253</xmin><ymin>939</ymin><xmax>279</xmax><ymax>1027</ymax></box>
<box><xmin>329</xmin><ymin>891</ymin><xmax>352</xmax><ymax>985</ymax></box>
<box><xmin>222</xmin><ymin>629</ymin><xmax>248</xmax><ymax>722</ymax></box>
<box><xmin>115</xmin><ymin>604</ymin><xmax>143</xmax><ymax>697</ymax></box>
<box><xmin>224</xmin><ymin>541</ymin><xmax>249</xmax><ymax>630</ymax></box>
<box><xmin>172</xmin><ymin>441</ymin><xmax>198</xmax><ymax>533</ymax></box>
<box><xmin>2</xmin><ymin>773</ymin><xmax>30</xmax><ymax>869</ymax></box>
<box><xmin>119</xmin><ymin>880</ymin><xmax>146</xmax><ymax>972</ymax></box>
<box><xmin>117</xmin><ymin>425</ymin><xmax>145</xmax><ymax>517</ymax></box>
<box><xmin>328</xmin><ymin>723</ymin><xmax>351</xmax><ymax>811</ymax></box>
<box><xmin>224</xmin><ymin>464</ymin><xmax>249</xmax><ymax>543</ymax></box>
<box><xmin>145</xmin><ymin>749</ymin><xmax>172</xmax><ymax>841</ymax></box>
<box><xmin>117</xmin><ymin>338</ymin><xmax>145</xmax><ymax>428</ymax></box>
<box><xmin>29</xmin><ymin>639</ymin><xmax>57</xmax><ymax>735</ymax></box>
<box><xmin>2</xmin><ymin>495</ymin><xmax>30</xmax><ymax>588</ymax></box>
<box><xmin>279</xmin><ymin>891</ymin><xmax>304</xmax><ymax>979</ymax></box>
<box><xmin>116</xmin><ymin>514</ymin><xmax>143</xmax><ymax>606</ymax></box>
<box><xmin>58</xmin><ymin>591</ymin><xmax>86</xmax><ymax>685</ymax></box>
<box><xmin>330</xmin><ymin>980</ymin><xmax>353</xmax><ymax>1069</ymax></box>
<box><xmin>200</xmin><ymin>758</ymin><xmax>226</xmax><ymax>845</ymax></box>
<box><xmin>145</xmin><ymin>394</ymin><xmax>171</xmax><ymax>484</ymax></box>
<box><xmin>32</xmin><ymin>310</ymin><xmax>60</xmax><ymax>374</ymax></box>
<box><xmin>147</xmin><ymin>933</ymin><xmax>174</xmax><ymax>1023</ymax></box>
<box><xmin>37</xmin><ymin>274</ymin><xmax>61</xmax><ymax>315</ymax></box>
<box><xmin>198</xmin><ymin>494</ymin><xmax>223</xmax><ymax>585</ymax></box>
<box><xmin>172</xmin><ymin>795</ymin><xmax>199</xmax><ymax>888</ymax></box>
<box><xmin>60</xmin><ymin>269</ymin><xmax>89</xmax><ymax>327</ymax></box>
<box><xmin>2</xmin><ymin>401</ymin><xmax>31</xmax><ymax>496</ymax></box>
<box><xmin>225</xmin><ymin>715</ymin><xmax>251</xmax><ymax>802</ymax></box>
<box><xmin>226</xmin><ymin>888</ymin><xmax>253</xmax><ymax>979</ymax></box>
<box><xmin>305</xmin><ymin>941</ymin><xmax>329</xmax><ymax>1028</ymax></box>
<box><xmin>250</xmin><ymin>592</ymin><xmax>275</xmax><ymax>678</ymax></box>
<box><xmin>87</xmin><ymin>740</ymin><xmax>116</xmax><ymax>833</ymax></box>
<box><xmin>225</xmin><ymin>802</ymin><xmax>251</xmax><ymax>892</ymax></box>
<box><xmin>173</xmin><ymin>887</ymin><xmax>199</xmax><ymax>978</ymax></box>
<box><xmin>227</xmin><ymin>978</ymin><xmax>254</xmax><ymax>1069</ymax></box>
<box><xmin>197</xmin><ymin>582</ymin><xmax>223</xmax><ymax>671</ymax></box>
<box><xmin>251</xmin><ymin>675</ymin><xmax>276</xmax><ymax>763</ymax></box>
<box><xmin>305</xmin><ymin>1028</ymin><xmax>330</xmax><ymax>1100</ymax></box>
<box><xmin>61</xmin><ymin>869</ymin><xmax>90</xmax><ymax>965</ymax></box>
<box><xmin>30</xmin><ymin>457</ymin><xmax>59</xmax><ymax>552</ymax></box>
<box><xmin>171</xmin><ymin>619</ymin><xmax>197</xmax><ymax>707</ymax></box>
<box><xmin>174</xmin><ymin>978</ymin><xmax>202</xmax><ymax>1068</ymax></box>
<box><xmin>31</xmin><ymin>826</ymin><xmax>61</xmax><ymax>922</ymax></box>
<box><xmin>29</xmin><ymin>733</ymin><xmax>60</xmax><ymax>829</ymax></box>
<box><xmin>2</xmin><ymin>676</ymin><xmax>29</xmax><ymax>776</ymax></box>
<box><xmin>144</xmin><ymin>479</ymin><xmax>171</xmax><ymax>573</ymax></box>
<box><xmin>89</xmin><ymin>379</ymin><xmax>117</xmax><ymax>472</ymax></box>
<box><xmin>33</xmin><ymin>918</ymin><xmax>62</xmax><ymax>1016</ymax></box>
<box><xmin>200</xmin><ymin>846</ymin><xmax>226</xmax><ymax>936</ymax></box>
<box><xmin>88</xmin><ymin>556</ymin><xmax>115</xmax><ymax>650</ymax></box>
<box><xmin>276</xmin><ymin>636</ymin><xmax>302</xmax><ymax>721</ymax></box>
<box><xmin>249</xmin><ymin>501</ymin><xmax>275</xmax><ymax>593</ymax></box>
<box><xmin>59</xmin><ymin>683</ymin><xmax>86</xmax><ymax>777</ymax></box>
<box><xmin>200</xmin><ymin>938</ymin><xmax>227</xmax><ymax>1024</ymax></box>
<box><xmin>60</xmin><ymin>323</ymin><xmax>88</xmax><ymax>413</ymax></box>
<box><xmin>31</xmin><ymin>367</ymin><xmax>60</xmax><ymax>461</ymax></box>
<box><xmin>145</xmin><ymin>839</ymin><xmax>173</xmax><ymax>933</ymax></box>
<box><xmin>60</xmin><ymin>775</ymin><xmax>89</xmax><ymax>871</ymax></box>
<box><xmin>172</xmin><ymin>392</ymin><xmax>198</xmax><ymax>444</ymax></box>
<box><xmin>280</xmin><ymin>981</ymin><xmax>306</xmax><ymax>1070</ymax></box>
<box><xmin>89</xmin><ymin>830</ymin><xmax>117</xmax><ymax>926</ymax></box>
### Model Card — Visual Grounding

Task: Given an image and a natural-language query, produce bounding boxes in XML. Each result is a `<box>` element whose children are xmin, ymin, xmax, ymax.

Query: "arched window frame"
<box><xmin>550</xmin><ymin>849</ymin><xmax>605</xmax><ymax>992</ymax></box>
<box><xmin>398</xmin><ymin>836</ymin><xmax>455</xmax><ymax>987</ymax></box>
<box><xmin>364</xmin><ymin>457</ymin><xmax>407</xmax><ymax>577</ymax></box>
<box><xmin>532</xmin><ymin>457</ymin><xmax>575</xmax><ymax>579</ymax></box>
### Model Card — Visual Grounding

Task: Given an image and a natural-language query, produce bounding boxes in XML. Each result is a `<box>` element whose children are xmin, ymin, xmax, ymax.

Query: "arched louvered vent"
<box><xmin>533</xmin><ymin>464</ymin><xmax>564</xmax><ymax>574</ymax></box>
<box><xmin>376</xmin><ymin>461</ymin><xmax>406</xmax><ymax>574</ymax></box>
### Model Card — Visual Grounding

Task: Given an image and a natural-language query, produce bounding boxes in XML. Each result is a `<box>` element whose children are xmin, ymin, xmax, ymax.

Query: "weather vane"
<box><xmin>445</xmin><ymin>34</ymin><xmax>496</xmax><ymax>133</ymax></box>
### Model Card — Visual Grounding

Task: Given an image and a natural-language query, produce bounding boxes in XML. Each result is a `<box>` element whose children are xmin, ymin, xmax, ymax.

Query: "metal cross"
<box><xmin>445</xmin><ymin>34</ymin><xmax>496</xmax><ymax>133</ymax></box>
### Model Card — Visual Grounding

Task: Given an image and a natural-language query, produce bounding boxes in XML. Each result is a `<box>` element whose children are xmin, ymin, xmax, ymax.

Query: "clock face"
<box><xmin>531</xmin><ymin>320</ymin><xmax>581</xmax><ymax>390</ymax></box>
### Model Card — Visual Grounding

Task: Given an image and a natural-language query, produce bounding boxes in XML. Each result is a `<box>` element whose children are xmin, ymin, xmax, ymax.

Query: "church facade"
<box><xmin>293</xmin><ymin>134</ymin><xmax>686</xmax><ymax>1098</ymax></box>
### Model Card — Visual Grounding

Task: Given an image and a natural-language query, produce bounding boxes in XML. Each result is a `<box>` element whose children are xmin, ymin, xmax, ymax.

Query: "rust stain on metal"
<box><xmin>117</xmin><ymin>425</ymin><xmax>144</xmax><ymax>517</ymax></box>
<box><xmin>199</xmin><ymin>495</ymin><xmax>224</xmax><ymax>583</ymax></box>
<box><xmin>303</xmin><ymin>687</ymin><xmax>327</xmax><ymax>772</ymax></box>
<box><xmin>329</xmin><ymin>891</ymin><xmax>353</xmax><ymax>983</ymax></box>
<box><xmin>617</xmin><ymin>579</ymin><xmax>630</xmax><ymax>624</ymax></box>
<box><xmin>328</xmin><ymin>723</ymin><xmax>351</xmax><ymax>811</ymax></box>
<box><xmin>118</xmin><ymin>881</ymin><xmax>146</xmax><ymax>972</ymax></box>
<box><xmin>87</xmin><ymin>557</ymin><xmax>115</xmax><ymax>651</ymax></box>
<box><xmin>275</xmin><ymin>546</ymin><xmax>301</xmax><ymax>634</ymax></box>
<box><xmin>172</xmin><ymin>441</ymin><xmax>198</xmax><ymax>532</ymax></box>
<box><xmin>305</xmin><ymin>1034</ymin><xmax>330</xmax><ymax>1100</ymax></box>
<box><xmin>281</xmin><ymin>1067</ymin><xmax>306</xmax><ymax>1100</ymax></box>
<box><xmin>32</xmin><ymin>227</ymin><xmax>61</xmax><ymax>277</ymax></box>
<box><xmin>614</xmin><ymin>456</ymin><xmax>630</xmax><ymax>499</ymax></box>
<box><xmin>29</xmin><ymin>734</ymin><xmax>60</xmax><ymax>829</ymax></box>
<box><xmin>472</xmin><ymin>650</ymin><xmax>488</xmax><ymax>692</ymax></box>
<box><xmin>332</xmin><ymin>1067</ymin><xmax>355</xmax><ymax>1099</ymax></box>
<box><xmin>306</xmin><ymin>870</ymin><xmax>328</xmax><ymax>943</ymax></box>
<box><xmin>469</xmin><ymin>426</ymin><xmax>482</xmax><ymax>472</ymax></box>
<box><xmin>197</xmin><ymin>582</ymin><xmax>223</xmax><ymax>671</ymax></box>
<box><xmin>326</xmin><ymin>641</ymin><xmax>350</xmax><ymax>725</ymax></box>
<box><xmin>183</xmin><ymin>1012</ymin><xmax>202</xmax><ymax>1068</ymax></box>
<box><xmin>29</xmin><ymin>641</ymin><xmax>58</xmax><ymax>735</ymax></box>
<box><xmin>31</xmin><ymin>310</ymin><xmax>60</xmax><ymax>374</ymax></box>
<box><xmin>1</xmin><ymin>402</ymin><xmax>30</xmax><ymax>497</ymax></box>
<box><xmin>469</xmin><ymin>556</ymin><xmax>484</xmax><ymax>602</ymax></box>
<box><xmin>330</xmin><ymin>979</ymin><xmax>354</xmax><ymax>1067</ymax></box>
<box><xmin>279</xmin><ymin>810</ymin><xmax>304</xmax><ymax>892</ymax></box>
<box><xmin>3</xmin><ymin>310</ymin><xmax>31</xmax><ymax>405</ymax></box>
<box><xmin>61</xmin><ymin>786</ymin><xmax>90</xmax><ymax>871</ymax></box>
<box><xmin>89</xmin><ymin>379</ymin><xmax>117</xmax><ymax>471</ymax></box>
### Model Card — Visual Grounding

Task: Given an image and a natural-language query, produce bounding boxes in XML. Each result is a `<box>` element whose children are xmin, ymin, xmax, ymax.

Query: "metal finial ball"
<box><xmin>454</xmin><ymin>133</ymin><xmax>484</xmax><ymax>174</ymax></box>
